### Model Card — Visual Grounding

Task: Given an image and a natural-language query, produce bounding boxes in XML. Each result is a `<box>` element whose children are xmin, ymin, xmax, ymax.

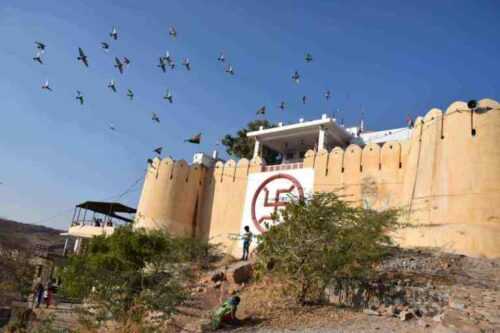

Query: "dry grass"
<box><xmin>236</xmin><ymin>276</ymin><xmax>357</xmax><ymax>329</ymax></box>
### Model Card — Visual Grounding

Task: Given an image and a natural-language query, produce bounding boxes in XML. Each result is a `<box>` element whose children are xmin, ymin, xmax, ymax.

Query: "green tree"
<box><xmin>221</xmin><ymin>120</ymin><xmax>281</xmax><ymax>164</ymax></box>
<box><xmin>256</xmin><ymin>192</ymin><xmax>401</xmax><ymax>305</ymax></box>
<box><xmin>59</xmin><ymin>226</ymin><xmax>213</xmax><ymax>327</ymax></box>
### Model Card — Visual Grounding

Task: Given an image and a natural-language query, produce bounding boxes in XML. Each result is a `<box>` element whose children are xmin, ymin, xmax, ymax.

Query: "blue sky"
<box><xmin>1</xmin><ymin>0</ymin><xmax>499</xmax><ymax>229</ymax></box>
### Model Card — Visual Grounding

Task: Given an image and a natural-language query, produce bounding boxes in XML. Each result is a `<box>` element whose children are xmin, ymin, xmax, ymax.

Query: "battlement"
<box><xmin>135</xmin><ymin>98</ymin><xmax>500</xmax><ymax>258</ymax></box>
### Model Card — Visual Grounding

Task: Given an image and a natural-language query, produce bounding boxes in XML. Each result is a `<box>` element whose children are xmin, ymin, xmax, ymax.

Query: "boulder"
<box><xmin>226</xmin><ymin>262</ymin><xmax>253</xmax><ymax>285</ymax></box>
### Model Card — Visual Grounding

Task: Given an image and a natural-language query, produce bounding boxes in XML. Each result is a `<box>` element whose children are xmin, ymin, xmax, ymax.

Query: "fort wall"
<box><xmin>135</xmin><ymin>98</ymin><xmax>500</xmax><ymax>258</ymax></box>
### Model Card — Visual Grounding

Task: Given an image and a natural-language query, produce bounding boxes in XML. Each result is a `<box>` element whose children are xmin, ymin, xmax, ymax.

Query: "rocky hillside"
<box><xmin>0</xmin><ymin>218</ymin><xmax>65</xmax><ymax>253</ymax></box>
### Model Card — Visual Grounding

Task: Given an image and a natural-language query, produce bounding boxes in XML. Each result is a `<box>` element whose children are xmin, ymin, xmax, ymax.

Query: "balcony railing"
<box><xmin>262</xmin><ymin>162</ymin><xmax>304</xmax><ymax>172</ymax></box>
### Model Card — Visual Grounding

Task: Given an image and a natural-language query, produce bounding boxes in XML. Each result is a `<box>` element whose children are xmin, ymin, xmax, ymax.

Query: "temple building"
<box><xmin>63</xmin><ymin>98</ymin><xmax>500</xmax><ymax>258</ymax></box>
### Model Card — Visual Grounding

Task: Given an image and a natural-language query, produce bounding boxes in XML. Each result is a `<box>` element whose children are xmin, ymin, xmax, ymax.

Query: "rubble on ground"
<box><xmin>324</xmin><ymin>248</ymin><xmax>500</xmax><ymax>332</ymax></box>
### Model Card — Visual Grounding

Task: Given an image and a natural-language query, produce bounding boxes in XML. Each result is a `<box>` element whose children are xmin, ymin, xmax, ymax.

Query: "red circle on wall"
<box><xmin>251</xmin><ymin>173</ymin><xmax>304</xmax><ymax>233</ymax></box>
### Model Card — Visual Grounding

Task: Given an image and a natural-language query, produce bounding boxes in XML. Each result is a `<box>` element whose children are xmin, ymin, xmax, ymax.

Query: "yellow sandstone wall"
<box><xmin>196</xmin><ymin>158</ymin><xmax>255</xmax><ymax>255</ymax></box>
<box><xmin>134</xmin><ymin>98</ymin><xmax>500</xmax><ymax>258</ymax></box>
<box><xmin>396</xmin><ymin>99</ymin><xmax>500</xmax><ymax>257</ymax></box>
<box><xmin>307</xmin><ymin>98</ymin><xmax>500</xmax><ymax>257</ymax></box>
<box><xmin>134</xmin><ymin>157</ymin><xmax>204</xmax><ymax>237</ymax></box>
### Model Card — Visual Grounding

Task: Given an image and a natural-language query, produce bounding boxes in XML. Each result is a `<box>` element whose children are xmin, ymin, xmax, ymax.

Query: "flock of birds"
<box><xmin>32</xmin><ymin>26</ymin><xmax>335</xmax><ymax>157</ymax></box>
<box><xmin>32</xmin><ymin>26</ymin><xmax>202</xmax><ymax>153</ymax></box>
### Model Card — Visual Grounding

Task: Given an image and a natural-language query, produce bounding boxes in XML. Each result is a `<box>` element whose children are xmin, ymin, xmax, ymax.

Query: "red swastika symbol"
<box><xmin>251</xmin><ymin>173</ymin><xmax>304</xmax><ymax>233</ymax></box>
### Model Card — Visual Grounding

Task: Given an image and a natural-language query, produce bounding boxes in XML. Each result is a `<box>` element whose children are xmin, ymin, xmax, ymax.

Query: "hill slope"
<box><xmin>0</xmin><ymin>218</ymin><xmax>65</xmax><ymax>252</ymax></box>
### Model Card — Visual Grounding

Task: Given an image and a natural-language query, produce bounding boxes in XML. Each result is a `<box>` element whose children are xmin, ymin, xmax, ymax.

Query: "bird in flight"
<box><xmin>185</xmin><ymin>133</ymin><xmax>201</xmax><ymax>144</ymax></box>
<box><xmin>217</xmin><ymin>52</ymin><xmax>225</xmax><ymax>63</ymax></box>
<box><xmin>35</xmin><ymin>41</ymin><xmax>46</xmax><ymax>51</ymax></box>
<box><xmin>163</xmin><ymin>89</ymin><xmax>173</xmax><ymax>103</ymax></box>
<box><xmin>279</xmin><ymin>101</ymin><xmax>286</xmax><ymax>110</ymax></box>
<box><xmin>127</xmin><ymin>89</ymin><xmax>134</xmax><ymax>100</ymax></box>
<box><xmin>169</xmin><ymin>26</ymin><xmax>177</xmax><ymax>39</ymax></box>
<box><xmin>302</xmin><ymin>96</ymin><xmax>307</xmax><ymax>104</ymax></box>
<box><xmin>225</xmin><ymin>64</ymin><xmax>234</xmax><ymax>75</ymax></box>
<box><xmin>325</xmin><ymin>90</ymin><xmax>331</xmax><ymax>101</ymax></box>
<box><xmin>182</xmin><ymin>58</ymin><xmax>191</xmax><ymax>71</ymax></box>
<box><xmin>152</xmin><ymin>113</ymin><xmax>160</xmax><ymax>123</ymax></box>
<box><xmin>158</xmin><ymin>57</ymin><xmax>167</xmax><ymax>73</ymax></box>
<box><xmin>109</xmin><ymin>123</ymin><xmax>116</xmax><ymax>131</ymax></box>
<box><xmin>154</xmin><ymin>147</ymin><xmax>163</xmax><ymax>155</ymax></box>
<box><xmin>75</xmin><ymin>90</ymin><xmax>84</xmax><ymax>105</ymax></box>
<box><xmin>305</xmin><ymin>53</ymin><xmax>313</xmax><ymax>63</ymax></box>
<box><xmin>123</xmin><ymin>57</ymin><xmax>130</xmax><ymax>66</ymax></box>
<box><xmin>77</xmin><ymin>48</ymin><xmax>89</xmax><ymax>67</ymax></box>
<box><xmin>107</xmin><ymin>80</ymin><xmax>117</xmax><ymax>92</ymax></box>
<box><xmin>101</xmin><ymin>42</ymin><xmax>110</xmax><ymax>52</ymax></box>
<box><xmin>41</xmin><ymin>80</ymin><xmax>52</xmax><ymax>91</ymax></box>
<box><xmin>33</xmin><ymin>51</ymin><xmax>43</xmax><ymax>64</ymax></box>
<box><xmin>114</xmin><ymin>57</ymin><xmax>124</xmax><ymax>74</ymax></box>
<box><xmin>110</xmin><ymin>26</ymin><xmax>118</xmax><ymax>40</ymax></box>
<box><xmin>164</xmin><ymin>51</ymin><xmax>173</xmax><ymax>64</ymax></box>
<box><xmin>256</xmin><ymin>106</ymin><xmax>266</xmax><ymax>115</ymax></box>
<box><xmin>292</xmin><ymin>71</ymin><xmax>300</xmax><ymax>84</ymax></box>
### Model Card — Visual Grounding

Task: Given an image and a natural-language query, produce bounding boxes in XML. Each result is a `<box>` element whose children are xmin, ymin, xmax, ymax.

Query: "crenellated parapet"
<box><xmin>134</xmin><ymin>98</ymin><xmax>500</xmax><ymax>257</ymax></box>
<box><xmin>134</xmin><ymin>157</ymin><xmax>205</xmax><ymax>237</ymax></box>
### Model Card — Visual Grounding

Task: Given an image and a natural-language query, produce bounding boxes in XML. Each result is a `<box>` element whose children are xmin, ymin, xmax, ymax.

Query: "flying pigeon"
<box><xmin>101</xmin><ymin>42</ymin><xmax>110</xmax><ymax>51</ymax></box>
<box><xmin>217</xmin><ymin>52</ymin><xmax>225</xmax><ymax>63</ymax></box>
<box><xmin>182</xmin><ymin>58</ymin><xmax>191</xmax><ymax>71</ymax></box>
<box><xmin>292</xmin><ymin>71</ymin><xmax>300</xmax><ymax>84</ymax></box>
<box><xmin>163</xmin><ymin>89</ymin><xmax>173</xmax><ymax>103</ymax></box>
<box><xmin>41</xmin><ymin>80</ymin><xmax>52</xmax><ymax>91</ymax></box>
<box><xmin>114</xmin><ymin>57</ymin><xmax>124</xmax><ymax>74</ymax></box>
<box><xmin>305</xmin><ymin>53</ymin><xmax>313</xmax><ymax>63</ymax></box>
<box><xmin>169</xmin><ymin>26</ymin><xmax>177</xmax><ymax>39</ymax></box>
<box><xmin>127</xmin><ymin>89</ymin><xmax>134</xmax><ymax>100</ymax></box>
<box><xmin>185</xmin><ymin>133</ymin><xmax>201</xmax><ymax>144</ymax></box>
<box><xmin>325</xmin><ymin>90</ymin><xmax>331</xmax><ymax>101</ymax></box>
<box><xmin>302</xmin><ymin>96</ymin><xmax>307</xmax><ymax>104</ymax></box>
<box><xmin>164</xmin><ymin>51</ymin><xmax>172</xmax><ymax>64</ymax></box>
<box><xmin>152</xmin><ymin>113</ymin><xmax>160</xmax><ymax>123</ymax></box>
<box><xmin>33</xmin><ymin>51</ymin><xmax>43</xmax><ymax>64</ymax></box>
<box><xmin>107</xmin><ymin>80</ymin><xmax>117</xmax><ymax>92</ymax></box>
<box><xmin>225</xmin><ymin>64</ymin><xmax>234</xmax><ymax>75</ymax></box>
<box><xmin>169</xmin><ymin>62</ymin><xmax>176</xmax><ymax>70</ymax></box>
<box><xmin>109</xmin><ymin>124</ymin><xmax>116</xmax><ymax>131</ymax></box>
<box><xmin>123</xmin><ymin>57</ymin><xmax>130</xmax><ymax>66</ymax></box>
<box><xmin>75</xmin><ymin>90</ymin><xmax>84</xmax><ymax>105</ymax></box>
<box><xmin>35</xmin><ymin>41</ymin><xmax>46</xmax><ymax>51</ymax></box>
<box><xmin>158</xmin><ymin>57</ymin><xmax>167</xmax><ymax>72</ymax></box>
<box><xmin>77</xmin><ymin>47</ymin><xmax>89</xmax><ymax>67</ymax></box>
<box><xmin>279</xmin><ymin>101</ymin><xmax>286</xmax><ymax>110</ymax></box>
<box><xmin>110</xmin><ymin>26</ymin><xmax>118</xmax><ymax>40</ymax></box>
<box><xmin>256</xmin><ymin>106</ymin><xmax>266</xmax><ymax>115</ymax></box>
<box><xmin>154</xmin><ymin>147</ymin><xmax>163</xmax><ymax>155</ymax></box>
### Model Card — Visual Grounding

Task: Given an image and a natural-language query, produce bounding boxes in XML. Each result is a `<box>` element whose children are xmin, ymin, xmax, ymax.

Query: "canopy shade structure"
<box><xmin>75</xmin><ymin>201</ymin><xmax>136</xmax><ymax>223</ymax></box>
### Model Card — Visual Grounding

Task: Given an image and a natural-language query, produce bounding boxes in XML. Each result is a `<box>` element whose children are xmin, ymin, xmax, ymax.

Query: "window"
<box><xmin>286</xmin><ymin>152</ymin><xmax>294</xmax><ymax>160</ymax></box>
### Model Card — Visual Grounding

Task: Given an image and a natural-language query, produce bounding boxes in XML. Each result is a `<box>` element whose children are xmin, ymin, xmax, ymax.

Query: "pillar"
<box><xmin>318</xmin><ymin>126</ymin><xmax>326</xmax><ymax>151</ymax></box>
<box><xmin>253</xmin><ymin>139</ymin><xmax>261</xmax><ymax>159</ymax></box>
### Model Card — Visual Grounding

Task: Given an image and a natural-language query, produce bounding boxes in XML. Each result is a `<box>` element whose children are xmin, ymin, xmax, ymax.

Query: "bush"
<box><xmin>59</xmin><ymin>226</ymin><xmax>213</xmax><ymax>327</ymax></box>
<box><xmin>256</xmin><ymin>192</ymin><xmax>401</xmax><ymax>305</ymax></box>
